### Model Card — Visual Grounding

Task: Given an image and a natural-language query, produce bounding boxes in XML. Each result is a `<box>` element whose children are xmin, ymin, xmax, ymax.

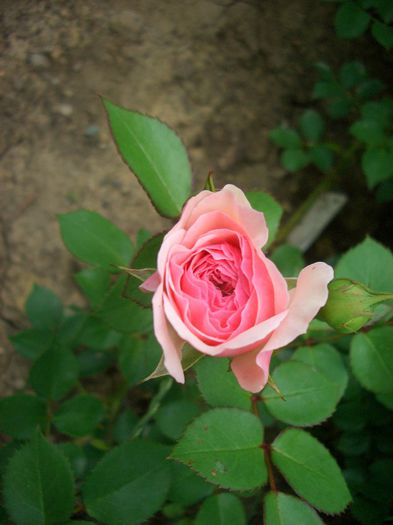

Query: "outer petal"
<box><xmin>258</xmin><ymin>262</ymin><xmax>334</xmax><ymax>361</ymax></box>
<box><xmin>140</xmin><ymin>271</ymin><xmax>160</xmax><ymax>293</ymax></box>
<box><xmin>231</xmin><ymin>350</ymin><xmax>272</xmax><ymax>393</ymax></box>
<box><xmin>152</xmin><ymin>284</ymin><xmax>185</xmax><ymax>383</ymax></box>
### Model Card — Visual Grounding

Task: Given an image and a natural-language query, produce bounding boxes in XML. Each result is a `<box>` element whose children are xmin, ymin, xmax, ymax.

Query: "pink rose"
<box><xmin>142</xmin><ymin>185</ymin><xmax>333</xmax><ymax>393</ymax></box>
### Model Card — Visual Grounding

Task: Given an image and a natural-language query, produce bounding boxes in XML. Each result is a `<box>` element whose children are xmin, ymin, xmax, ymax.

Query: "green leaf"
<box><xmin>3</xmin><ymin>433</ymin><xmax>75</xmax><ymax>525</ymax></box>
<box><xmin>9</xmin><ymin>329</ymin><xmax>54</xmax><ymax>360</ymax></box>
<box><xmin>112</xmin><ymin>410</ymin><xmax>138</xmax><ymax>443</ymax></box>
<box><xmin>0</xmin><ymin>394</ymin><xmax>46</xmax><ymax>439</ymax></box>
<box><xmin>350</xmin><ymin>119</ymin><xmax>385</xmax><ymax>145</ymax></box>
<box><xmin>96</xmin><ymin>275</ymin><xmax>152</xmax><ymax>333</ymax></box>
<box><xmin>76</xmin><ymin>316</ymin><xmax>121</xmax><ymax>350</ymax></box>
<box><xmin>269</xmin><ymin>127</ymin><xmax>301</xmax><ymax>148</ymax></box>
<box><xmin>371</xmin><ymin>20</ymin><xmax>393</xmax><ymax>49</ymax></box>
<box><xmin>103</xmin><ymin>98</ymin><xmax>191</xmax><ymax>218</ymax></box>
<box><xmin>327</xmin><ymin>98</ymin><xmax>352</xmax><ymax>119</ymax></box>
<box><xmin>246</xmin><ymin>191</ymin><xmax>283</xmax><ymax>246</ymax></box>
<box><xmin>271</xmin><ymin>429</ymin><xmax>351</xmax><ymax>514</ymax></box>
<box><xmin>309</xmin><ymin>145</ymin><xmax>334</xmax><ymax>173</ymax></box>
<box><xmin>356</xmin><ymin>78</ymin><xmax>385</xmax><ymax>99</ymax></box>
<box><xmin>270</xmin><ymin>244</ymin><xmax>305</xmax><ymax>277</ymax></box>
<box><xmin>58</xmin><ymin>443</ymin><xmax>88</xmax><ymax>479</ymax></box>
<box><xmin>362</xmin><ymin>147</ymin><xmax>393</xmax><ymax>188</ymax></box>
<box><xmin>281</xmin><ymin>149</ymin><xmax>310</xmax><ymax>172</ymax></box>
<box><xmin>376</xmin><ymin>0</ymin><xmax>393</xmax><ymax>23</ymax></box>
<box><xmin>195</xmin><ymin>494</ymin><xmax>246</xmax><ymax>525</ymax></box>
<box><xmin>53</xmin><ymin>394</ymin><xmax>104</xmax><ymax>437</ymax></box>
<box><xmin>350</xmin><ymin>327</ymin><xmax>393</xmax><ymax>394</ymax></box>
<box><xmin>83</xmin><ymin>440</ymin><xmax>171</xmax><ymax>525</ymax></box>
<box><xmin>339</xmin><ymin>61</ymin><xmax>366</xmax><ymax>89</ymax></box>
<box><xmin>361</xmin><ymin>99</ymin><xmax>393</xmax><ymax>128</ymax></box>
<box><xmin>118</xmin><ymin>334</ymin><xmax>161</xmax><ymax>385</ymax></box>
<box><xmin>337</xmin><ymin>432</ymin><xmax>370</xmax><ymax>456</ymax></box>
<box><xmin>77</xmin><ymin>348</ymin><xmax>114</xmax><ymax>377</ymax></box>
<box><xmin>156</xmin><ymin>400</ymin><xmax>200</xmax><ymax>441</ymax></box>
<box><xmin>29</xmin><ymin>344</ymin><xmax>79</xmax><ymax>401</ymax></box>
<box><xmin>335</xmin><ymin>237</ymin><xmax>393</xmax><ymax>292</ymax></box>
<box><xmin>168</xmin><ymin>462</ymin><xmax>213</xmax><ymax>506</ymax></box>
<box><xmin>172</xmin><ymin>408</ymin><xmax>267</xmax><ymax>490</ymax></box>
<box><xmin>335</xmin><ymin>1</ymin><xmax>370</xmax><ymax>38</ymax></box>
<box><xmin>264</xmin><ymin>492</ymin><xmax>324</xmax><ymax>525</ymax></box>
<box><xmin>292</xmin><ymin>343</ymin><xmax>348</xmax><ymax>398</ymax></box>
<box><xmin>25</xmin><ymin>284</ymin><xmax>63</xmax><ymax>330</ymax></box>
<box><xmin>195</xmin><ymin>357</ymin><xmax>251</xmax><ymax>410</ymax></box>
<box><xmin>376</xmin><ymin>391</ymin><xmax>393</xmax><ymax>410</ymax></box>
<box><xmin>59</xmin><ymin>210</ymin><xmax>134</xmax><ymax>269</ymax></box>
<box><xmin>299</xmin><ymin>110</ymin><xmax>325</xmax><ymax>142</ymax></box>
<box><xmin>263</xmin><ymin>360</ymin><xmax>343</xmax><ymax>426</ymax></box>
<box><xmin>75</xmin><ymin>267</ymin><xmax>111</xmax><ymax>306</ymax></box>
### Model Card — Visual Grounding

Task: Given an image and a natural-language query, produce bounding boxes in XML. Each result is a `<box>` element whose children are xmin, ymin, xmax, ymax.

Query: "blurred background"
<box><xmin>0</xmin><ymin>0</ymin><xmax>392</xmax><ymax>395</ymax></box>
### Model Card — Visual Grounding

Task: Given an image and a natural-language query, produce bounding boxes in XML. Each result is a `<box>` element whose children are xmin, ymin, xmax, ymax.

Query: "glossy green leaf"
<box><xmin>270</xmin><ymin>244</ymin><xmax>305</xmax><ymax>277</ymax></box>
<box><xmin>83</xmin><ymin>440</ymin><xmax>171</xmax><ymax>525</ymax></box>
<box><xmin>172</xmin><ymin>408</ymin><xmax>267</xmax><ymax>490</ymax></box>
<box><xmin>53</xmin><ymin>394</ymin><xmax>104</xmax><ymax>437</ymax></box>
<box><xmin>271</xmin><ymin>429</ymin><xmax>351</xmax><ymax>514</ymax></box>
<box><xmin>269</xmin><ymin>127</ymin><xmax>301</xmax><ymax>148</ymax></box>
<box><xmin>195</xmin><ymin>357</ymin><xmax>251</xmax><ymax>410</ymax></box>
<box><xmin>350</xmin><ymin>327</ymin><xmax>393</xmax><ymax>394</ymax></box>
<box><xmin>96</xmin><ymin>275</ymin><xmax>152</xmax><ymax>333</ymax></box>
<box><xmin>75</xmin><ymin>267</ymin><xmax>111</xmax><ymax>306</ymax></box>
<box><xmin>362</xmin><ymin>147</ymin><xmax>393</xmax><ymax>188</ymax></box>
<box><xmin>59</xmin><ymin>210</ymin><xmax>134</xmax><ymax>269</ymax></box>
<box><xmin>372</xmin><ymin>20</ymin><xmax>393</xmax><ymax>49</ymax></box>
<box><xmin>335</xmin><ymin>237</ymin><xmax>393</xmax><ymax>292</ymax></box>
<box><xmin>103</xmin><ymin>99</ymin><xmax>191</xmax><ymax>218</ymax></box>
<box><xmin>118</xmin><ymin>334</ymin><xmax>161</xmax><ymax>385</ymax></box>
<box><xmin>195</xmin><ymin>494</ymin><xmax>246</xmax><ymax>525</ymax></box>
<box><xmin>0</xmin><ymin>394</ymin><xmax>46</xmax><ymax>439</ymax></box>
<box><xmin>281</xmin><ymin>148</ymin><xmax>309</xmax><ymax>172</ymax></box>
<box><xmin>9</xmin><ymin>329</ymin><xmax>54</xmax><ymax>360</ymax></box>
<box><xmin>156</xmin><ymin>400</ymin><xmax>200</xmax><ymax>441</ymax></box>
<box><xmin>335</xmin><ymin>1</ymin><xmax>370</xmax><ymax>38</ymax></box>
<box><xmin>25</xmin><ymin>284</ymin><xmax>63</xmax><ymax>330</ymax></box>
<box><xmin>263</xmin><ymin>360</ymin><xmax>342</xmax><ymax>426</ymax></box>
<box><xmin>246</xmin><ymin>191</ymin><xmax>283</xmax><ymax>246</ymax></box>
<box><xmin>264</xmin><ymin>492</ymin><xmax>324</xmax><ymax>525</ymax></box>
<box><xmin>3</xmin><ymin>433</ymin><xmax>75</xmax><ymax>525</ymax></box>
<box><xmin>299</xmin><ymin>110</ymin><xmax>325</xmax><ymax>142</ymax></box>
<box><xmin>168</xmin><ymin>462</ymin><xmax>213</xmax><ymax>506</ymax></box>
<box><xmin>29</xmin><ymin>344</ymin><xmax>79</xmax><ymax>401</ymax></box>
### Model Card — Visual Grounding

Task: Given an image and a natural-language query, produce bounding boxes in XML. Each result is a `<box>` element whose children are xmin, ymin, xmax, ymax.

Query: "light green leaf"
<box><xmin>75</xmin><ymin>267</ymin><xmax>111</xmax><ymax>306</ymax></box>
<box><xmin>103</xmin><ymin>99</ymin><xmax>191</xmax><ymax>218</ymax></box>
<box><xmin>246</xmin><ymin>191</ymin><xmax>283</xmax><ymax>246</ymax></box>
<box><xmin>264</xmin><ymin>491</ymin><xmax>325</xmax><ymax>525</ymax></box>
<box><xmin>59</xmin><ymin>210</ymin><xmax>134</xmax><ymax>269</ymax></box>
<box><xmin>269</xmin><ymin>127</ymin><xmax>301</xmax><ymax>148</ymax></box>
<box><xmin>271</xmin><ymin>429</ymin><xmax>351</xmax><ymax>514</ymax></box>
<box><xmin>299</xmin><ymin>110</ymin><xmax>325</xmax><ymax>142</ymax></box>
<box><xmin>335</xmin><ymin>1</ymin><xmax>370</xmax><ymax>38</ymax></box>
<box><xmin>371</xmin><ymin>20</ymin><xmax>393</xmax><ymax>49</ymax></box>
<box><xmin>263</xmin><ymin>360</ymin><xmax>342</xmax><ymax>426</ymax></box>
<box><xmin>29</xmin><ymin>344</ymin><xmax>79</xmax><ymax>401</ymax></box>
<box><xmin>350</xmin><ymin>326</ymin><xmax>393</xmax><ymax>394</ymax></box>
<box><xmin>270</xmin><ymin>244</ymin><xmax>305</xmax><ymax>277</ymax></box>
<box><xmin>196</xmin><ymin>357</ymin><xmax>251</xmax><ymax>410</ymax></box>
<box><xmin>83</xmin><ymin>440</ymin><xmax>171</xmax><ymax>525</ymax></box>
<box><xmin>53</xmin><ymin>394</ymin><xmax>104</xmax><ymax>437</ymax></box>
<box><xmin>335</xmin><ymin>237</ymin><xmax>393</xmax><ymax>292</ymax></box>
<box><xmin>281</xmin><ymin>149</ymin><xmax>310</xmax><ymax>172</ymax></box>
<box><xmin>3</xmin><ymin>433</ymin><xmax>75</xmax><ymax>525</ymax></box>
<box><xmin>0</xmin><ymin>395</ymin><xmax>46</xmax><ymax>439</ymax></box>
<box><xmin>25</xmin><ymin>284</ymin><xmax>63</xmax><ymax>330</ymax></box>
<box><xmin>195</xmin><ymin>494</ymin><xmax>246</xmax><ymax>525</ymax></box>
<box><xmin>172</xmin><ymin>408</ymin><xmax>267</xmax><ymax>490</ymax></box>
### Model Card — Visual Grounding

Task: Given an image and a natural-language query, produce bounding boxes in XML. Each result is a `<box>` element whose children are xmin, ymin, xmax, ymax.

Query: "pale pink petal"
<box><xmin>258</xmin><ymin>262</ymin><xmax>334</xmax><ymax>360</ymax></box>
<box><xmin>152</xmin><ymin>284</ymin><xmax>185</xmax><ymax>383</ymax></box>
<box><xmin>157</xmin><ymin>228</ymin><xmax>186</xmax><ymax>276</ymax></box>
<box><xmin>231</xmin><ymin>350</ymin><xmax>272</xmax><ymax>393</ymax></box>
<box><xmin>140</xmin><ymin>271</ymin><xmax>160</xmax><ymax>293</ymax></box>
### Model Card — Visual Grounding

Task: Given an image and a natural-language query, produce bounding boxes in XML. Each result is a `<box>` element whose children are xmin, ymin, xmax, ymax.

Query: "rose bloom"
<box><xmin>142</xmin><ymin>185</ymin><xmax>333</xmax><ymax>393</ymax></box>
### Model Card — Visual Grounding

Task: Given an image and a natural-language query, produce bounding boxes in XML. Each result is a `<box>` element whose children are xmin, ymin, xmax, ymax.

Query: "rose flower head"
<box><xmin>141</xmin><ymin>184</ymin><xmax>333</xmax><ymax>393</ymax></box>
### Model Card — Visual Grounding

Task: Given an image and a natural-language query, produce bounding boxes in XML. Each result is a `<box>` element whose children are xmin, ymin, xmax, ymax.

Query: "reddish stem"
<box><xmin>261</xmin><ymin>443</ymin><xmax>277</xmax><ymax>492</ymax></box>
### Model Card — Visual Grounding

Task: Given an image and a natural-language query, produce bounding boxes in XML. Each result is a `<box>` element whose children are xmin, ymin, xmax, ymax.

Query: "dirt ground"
<box><xmin>0</xmin><ymin>0</ymin><xmax>389</xmax><ymax>395</ymax></box>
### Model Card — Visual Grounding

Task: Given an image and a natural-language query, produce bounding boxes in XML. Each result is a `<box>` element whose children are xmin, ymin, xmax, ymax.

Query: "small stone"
<box><xmin>55</xmin><ymin>103</ymin><xmax>73</xmax><ymax>117</ymax></box>
<box><xmin>28</xmin><ymin>53</ymin><xmax>50</xmax><ymax>68</ymax></box>
<box><xmin>84</xmin><ymin>125</ymin><xmax>100</xmax><ymax>138</ymax></box>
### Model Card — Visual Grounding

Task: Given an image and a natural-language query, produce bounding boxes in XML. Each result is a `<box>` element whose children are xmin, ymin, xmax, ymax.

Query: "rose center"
<box><xmin>208</xmin><ymin>268</ymin><xmax>235</xmax><ymax>296</ymax></box>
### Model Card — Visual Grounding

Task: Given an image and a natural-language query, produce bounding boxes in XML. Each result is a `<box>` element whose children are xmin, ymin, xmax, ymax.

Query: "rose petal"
<box><xmin>140</xmin><ymin>271</ymin><xmax>160</xmax><ymax>293</ymax></box>
<box><xmin>152</xmin><ymin>284</ymin><xmax>185</xmax><ymax>383</ymax></box>
<box><xmin>231</xmin><ymin>350</ymin><xmax>272</xmax><ymax>393</ymax></box>
<box><xmin>258</xmin><ymin>262</ymin><xmax>334</xmax><ymax>360</ymax></box>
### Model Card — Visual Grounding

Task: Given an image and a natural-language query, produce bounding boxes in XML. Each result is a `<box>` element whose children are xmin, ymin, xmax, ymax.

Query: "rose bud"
<box><xmin>319</xmin><ymin>278</ymin><xmax>393</xmax><ymax>334</ymax></box>
<box><xmin>141</xmin><ymin>185</ymin><xmax>333</xmax><ymax>393</ymax></box>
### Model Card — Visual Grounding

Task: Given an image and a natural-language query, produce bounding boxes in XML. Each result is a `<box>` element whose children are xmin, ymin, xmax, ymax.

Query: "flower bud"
<box><xmin>320</xmin><ymin>278</ymin><xmax>393</xmax><ymax>334</ymax></box>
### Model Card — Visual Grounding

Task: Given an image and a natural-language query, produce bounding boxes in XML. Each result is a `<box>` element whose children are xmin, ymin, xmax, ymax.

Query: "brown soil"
<box><xmin>0</xmin><ymin>0</ymin><xmax>389</xmax><ymax>395</ymax></box>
